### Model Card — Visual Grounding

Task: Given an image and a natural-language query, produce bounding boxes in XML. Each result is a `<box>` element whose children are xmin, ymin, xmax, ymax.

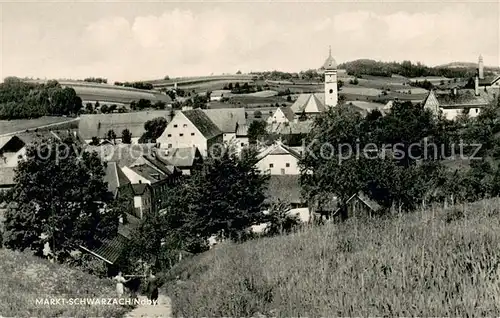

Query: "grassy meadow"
<box><xmin>166</xmin><ymin>198</ymin><xmax>500</xmax><ymax>316</ymax></box>
<box><xmin>0</xmin><ymin>117</ymin><xmax>79</xmax><ymax>135</ymax></box>
<box><xmin>0</xmin><ymin>248</ymin><xmax>130</xmax><ymax>317</ymax></box>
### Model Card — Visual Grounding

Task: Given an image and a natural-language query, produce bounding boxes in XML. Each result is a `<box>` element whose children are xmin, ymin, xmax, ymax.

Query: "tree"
<box><xmin>228</xmin><ymin>83</ymin><xmax>233</xmax><ymax>90</ymax></box>
<box><xmin>100</xmin><ymin>104</ymin><xmax>109</xmax><ymax>114</ymax></box>
<box><xmin>137</xmin><ymin>99</ymin><xmax>152</xmax><ymax>110</ymax></box>
<box><xmin>154</xmin><ymin>101</ymin><xmax>166</xmax><ymax>110</ymax></box>
<box><xmin>139</xmin><ymin>117</ymin><xmax>168</xmax><ymax>143</ymax></box>
<box><xmin>121</xmin><ymin>129</ymin><xmax>132</xmax><ymax>144</ymax></box>
<box><xmin>85</xmin><ymin>103</ymin><xmax>93</xmax><ymax>113</ymax></box>
<box><xmin>248</xmin><ymin>120</ymin><xmax>268</xmax><ymax>144</ymax></box>
<box><xmin>3</xmin><ymin>138</ymin><xmax>118</xmax><ymax>262</ymax></box>
<box><xmin>106</xmin><ymin>130</ymin><xmax>117</xmax><ymax>144</ymax></box>
<box><xmin>286</xmin><ymin>95</ymin><xmax>292</xmax><ymax>102</ymax></box>
<box><xmin>254</xmin><ymin>110</ymin><xmax>262</xmax><ymax>119</ymax></box>
<box><xmin>236</xmin><ymin>70</ymin><xmax>242</xmax><ymax>74</ymax></box>
<box><xmin>337</xmin><ymin>80</ymin><xmax>344</xmax><ymax>89</ymax></box>
<box><xmin>90</xmin><ymin>137</ymin><xmax>100</xmax><ymax>146</ymax></box>
<box><xmin>265</xmin><ymin>200</ymin><xmax>300</xmax><ymax>236</ymax></box>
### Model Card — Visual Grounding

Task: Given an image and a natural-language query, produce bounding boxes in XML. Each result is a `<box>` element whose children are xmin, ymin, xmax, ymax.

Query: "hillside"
<box><xmin>167</xmin><ymin>198</ymin><xmax>500</xmax><ymax>316</ymax></box>
<box><xmin>0</xmin><ymin>248</ymin><xmax>129</xmax><ymax>317</ymax></box>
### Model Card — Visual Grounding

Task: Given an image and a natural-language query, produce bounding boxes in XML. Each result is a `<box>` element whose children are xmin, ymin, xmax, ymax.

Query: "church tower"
<box><xmin>323</xmin><ymin>46</ymin><xmax>338</xmax><ymax>108</ymax></box>
<box><xmin>478</xmin><ymin>54</ymin><xmax>484</xmax><ymax>80</ymax></box>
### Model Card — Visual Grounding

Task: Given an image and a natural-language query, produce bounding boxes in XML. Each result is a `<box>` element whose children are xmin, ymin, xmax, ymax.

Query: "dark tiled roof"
<box><xmin>280</xmin><ymin>106</ymin><xmax>296</xmax><ymax>122</ymax></box>
<box><xmin>266</xmin><ymin>175</ymin><xmax>303</xmax><ymax>204</ymax></box>
<box><xmin>182</xmin><ymin>110</ymin><xmax>222</xmax><ymax>139</ymax></box>
<box><xmin>85</xmin><ymin>144</ymin><xmax>155</xmax><ymax>168</ymax></box>
<box><xmin>78</xmin><ymin>111</ymin><xmax>172</xmax><ymax>140</ymax></box>
<box><xmin>435</xmin><ymin>89</ymin><xmax>493</xmax><ymax>107</ymax></box>
<box><xmin>153</xmin><ymin>147</ymin><xmax>201</xmax><ymax>168</ymax></box>
<box><xmin>130</xmin><ymin>164</ymin><xmax>168</xmax><ymax>183</ymax></box>
<box><xmin>204</xmin><ymin>108</ymin><xmax>246</xmax><ymax>133</ymax></box>
<box><xmin>84</xmin><ymin>235</ymin><xmax>129</xmax><ymax>264</ymax></box>
<box><xmin>132</xmin><ymin>183</ymin><xmax>149</xmax><ymax>195</ymax></box>
<box><xmin>103</xmin><ymin>162</ymin><xmax>130</xmax><ymax>196</ymax></box>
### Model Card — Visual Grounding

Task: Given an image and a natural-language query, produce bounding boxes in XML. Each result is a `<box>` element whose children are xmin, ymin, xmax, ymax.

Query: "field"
<box><xmin>0</xmin><ymin>117</ymin><xmax>79</xmax><ymax>136</ymax></box>
<box><xmin>0</xmin><ymin>248</ymin><xmax>129</xmax><ymax>317</ymax></box>
<box><xmin>166</xmin><ymin>198</ymin><xmax>500</xmax><ymax>316</ymax></box>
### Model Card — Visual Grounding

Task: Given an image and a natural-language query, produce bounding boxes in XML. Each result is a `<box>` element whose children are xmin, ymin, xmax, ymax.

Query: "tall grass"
<box><xmin>167</xmin><ymin>199</ymin><xmax>500</xmax><ymax>316</ymax></box>
<box><xmin>0</xmin><ymin>248</ymin><xmax>130</xmax><ymax>317</ymax></box>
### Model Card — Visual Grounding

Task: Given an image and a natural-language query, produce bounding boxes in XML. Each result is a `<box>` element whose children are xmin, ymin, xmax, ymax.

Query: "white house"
<box><xmin>156</xmin><ymin>109</ymin><xmax>223</xmax><ymax>157</ymax></box>
<box><xmin>156</xmin><ymin>108</ymin><xmax>248</xmax><ymax>157</ymax></box>
<box><xmin>267</xmin><ymin>106</ymin><xmax>295</xmax><ymax>124</ymax></box>
<box><xmin>255</xmin><ymin>140</ymin><xmax>302</xmax><ymax>175</ymax></box>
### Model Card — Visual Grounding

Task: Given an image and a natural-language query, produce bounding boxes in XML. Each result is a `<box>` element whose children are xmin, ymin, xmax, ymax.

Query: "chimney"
<box><xmin>478</xmin><ymin>55</ymin><xmax>484</xmax><ymax>80</ymax></box>
<box><xmin>475</xmin><ymin>70</ymin><xmax>479</xmax><ymax>96</ymax></box>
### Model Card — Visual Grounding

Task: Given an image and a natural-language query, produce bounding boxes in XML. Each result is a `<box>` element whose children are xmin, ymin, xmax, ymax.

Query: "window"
<box><xmin>183</xmin><ymin>124</ymin><xmax>188</xmax><ymax>128</ymax></box>
<box><xmin>191</xmin><ymin>133</ymin><xmax>195</xmax><ymax>136</ymax></box>
<box><xmin>476</xmin><ymin>109</ymin><xmax>479</xmax><ymax>113</ymax></box>
<box><xmin>286</xmin><ymin>163</ymin><xmax>290</xmax><ymax>167</ymax></box>
<box><xmin>269</xmin><ymin>163</ymin><xmax>274</xmax><ymax>168</ymax></box>
<box><xmin>168</xmin><ymin>144</ymin><xmax>172</xmax><ymax>148</ymax></box>
<box><xmin>174</xmin><ymin>124</ymin><xmax>178</xmax><ymax>128</ymax></box>
<box><xmin>167</xmin><ymin>134</ymin><xmax>172</xmax><ymax>137</ymax></box>
<box><xmin>281</xmin><ymin>168</ymin><xmax>285</xmax><ymax>175</ymax></box>
<box><xmin>180</xmin><ymin>133</ymin><xmax>184</xmax><ymax>136</ymax></box>
<box><xmin>241</xmin><ymin>143</ymin><xmax>245</xmax><ymax>147</ymax></box>
<box><xmin>329</xmin><ymin>89</ymin><xmax>333</xmax><ymax>94</ymax></box>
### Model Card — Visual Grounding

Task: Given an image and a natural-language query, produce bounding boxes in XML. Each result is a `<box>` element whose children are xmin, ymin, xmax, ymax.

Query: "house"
<box><xmin>423</xmin><ymin>87</ymin><xmax>495</xmax><ymax>120</ymax></box>
<box><xmin>209</xmin><ymin>90</ymin><xmax>230</xmax><ymax>101</ymax></box>
<box><xmin>255</xmin><ymin>140</ymin><xmax>302</xmax><ymax>175</ymax></box>
<box><xmin>121</xmin><ymin>155</ymin><xmax>181</xmax><ymax>212</ymax></box>
<box><xmin>78</xmin><ymin>110</ymin><xmax>173</xmax><ymax>144</ymax></box>
<box><xmin>156</xmin><ymin>109</ymin><xmax>223</xmax><ymax>157</ymax></box>
<box><xmin>85</xmin><ymin>144</ymin><xmax>156</xmax><ymax>168</ymax></box>
<box><xmin>203</xmin><ymin>108</ymin><xmax>247</xmax><ymax>144</ymax></box>
<box><xmin>131</xmin><ymin>183</ymin><xmax>153</xmax><ymax>219</ymax></box>
<box><xmin>267</xmin><ymin>106</ymin><xmax>295</xmax><ymax>124</ymax></box>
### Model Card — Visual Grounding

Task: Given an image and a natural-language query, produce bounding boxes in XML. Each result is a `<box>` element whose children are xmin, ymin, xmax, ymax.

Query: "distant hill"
<box><xmin>437</xmin><ymin>62</ymin><xmax>500</xmax><ymax>71</ymax></box>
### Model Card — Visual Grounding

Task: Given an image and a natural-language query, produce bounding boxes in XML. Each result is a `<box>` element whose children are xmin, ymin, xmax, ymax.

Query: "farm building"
<box><xmin>290</xmin><ymin>93</ymin><xmax>326</xmax><ymax>119</ymax></box>
<box><xmin>147</xmin><ymin>147</ymin><xmax>203</xmax><ymax>176</ymax></box>
<box><xmin>255</xmin><ymin>140</ymin><xmax>302</xmax><ymax>175</ymax></box>
<box><xmin>267</xmin><ymin>106</ymin><xmax>295</xmax><ymax>124</ymax></box>
<box><xmin>333</xmin><ymin>192</ymin><xmax>382</xmax><ymax>220</ymax></box>
<box><xmin>423</xmin><ymin>86</ymin><xmax>495</xmax><ymax>120</ymax></box>
<box><xmin>156</xmin><ymin>108</ymin><xmax>248</xmax><ymax>157</ymax></box>
<box><xmin>78</xmin><ymin>110</ymin><xmax>173</xmax><ymax>144</ymax></box>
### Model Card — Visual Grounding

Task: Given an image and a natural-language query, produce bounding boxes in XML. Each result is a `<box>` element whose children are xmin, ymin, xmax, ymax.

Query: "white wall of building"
<box><xmin>156</xmin><ymin>112</ymin><xmax>210</xmax><ymax>156</ymax></box>
<box><xmin>324</xmin><ymin>69</ymin><xmax>338</xmax><ymax>107</ymax></box>
<box><xmin>256</xmin><ymin>153</ymin><xmax>300</xmax><ymax>175</ymax></box>
<box><xmin>121</xmin><ymin>167</ymin><xmax>151</xmax><ymax>184</ymax></box>
<box><xmin>267</xmin><ymin>108</ymin><xmax>290</xmax><ymax>124</ymax></box>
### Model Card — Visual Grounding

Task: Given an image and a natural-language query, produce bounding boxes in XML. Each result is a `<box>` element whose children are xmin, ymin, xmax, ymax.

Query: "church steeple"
<box><xmin>323</xmin><ymin>45</ymin><xmax>338</xmax><ymax>107</ymax></box>
<box><xmin>322</xmin><ymin>45</ymin><xmax>337</xmax><ymax>70</ymax></box>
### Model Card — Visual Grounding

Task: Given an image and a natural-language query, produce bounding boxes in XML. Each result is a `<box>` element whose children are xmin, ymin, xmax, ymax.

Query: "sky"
<box><xmin>0</xmin><ymin>0</ymin><xmax>499</xmax><ymax>83</ymax></box>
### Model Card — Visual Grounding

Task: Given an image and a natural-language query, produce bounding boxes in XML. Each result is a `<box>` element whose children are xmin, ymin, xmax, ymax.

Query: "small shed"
<box><xmin>334</xmin><ymin>192</ymin><xmax>382</xmax><ymax>220</ymax></box>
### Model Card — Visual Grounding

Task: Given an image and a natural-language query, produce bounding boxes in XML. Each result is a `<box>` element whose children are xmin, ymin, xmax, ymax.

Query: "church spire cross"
<box><xmin>329</xmin><ymin>45</ymin><xmax>332</xmax><ymax>57</ymax></box>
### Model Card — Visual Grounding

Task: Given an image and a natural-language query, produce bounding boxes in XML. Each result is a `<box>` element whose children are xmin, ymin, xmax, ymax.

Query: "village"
<box><xmin>2</xmin><ymin>1</ymin><xmax>500</xmax><ymax>315</ymax></box>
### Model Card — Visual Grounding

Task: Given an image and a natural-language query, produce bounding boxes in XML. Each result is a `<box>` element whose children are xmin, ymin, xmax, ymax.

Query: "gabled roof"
<box><xmin>335</xmin><ymin>192</ymin><xmax>382</xmax><ymax>215</ymax></box>
<box><xmin>153</xmin><ymin>147</ymin><xmax>202</xmax><ymax>168</ymax></box>
<box><xmin>103</xmin><ymin>162</ymin><xmax>130</xmax><ymax>197</ymax></box>
<box><xmin>269</xmin><ymin>121</ymin><xmax>314</xmax><ymax>135</ymax></box>
<box><xmin>78</xmin><ymin>110</ymin><xmax>171</xmax><ymax>140</ymax></box>
<box><xmin>272</xmin><ymin>106</ymin><xmax>296</xmax><ymax>122</ymax></box>
<box><xmin>182</xmin><ymin>109</ymin><xmax>222</xmax><ymax>139</ymax></box>
<box><xmin>257</xmin><ymin>141</ymin><xmax>302</xmax><ymax>161</ymax></box>
<box><xmin>203</xmin><ymin>108</ymin><xmax>246</xmax><ymax>133</ymax></box>
<box><xmin>435</xmin><ymin>89</ymin><xmax>494</xmax><ymax>108</ymax></box>
<box><xmin>290</xmin><ymin>93</ymin><xmax>326</xmax><ymax>114</ymax></box>
<box><xmin>0</xmin><ymin>135</ymin><xmax>25</xmax><ymax>152</ymax></box>
<box><xmin>422</xmin><ymin>90</ymin><xmax>440</xmax><ymax>113</ymax></box>
<box><xmin>479</xmin><ymin>75</ymin><xmax>500</xmax><ymax>86</ymax></box>
<box><xmin>86</xmin><ymin>144</ymin><xmax>156</xmax><ymax>168</ymax></box>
